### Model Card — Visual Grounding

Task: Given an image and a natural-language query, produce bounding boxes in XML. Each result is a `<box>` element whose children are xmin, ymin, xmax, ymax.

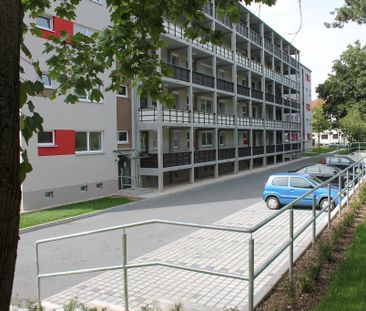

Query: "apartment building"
<box><xmin>301</xmin><ymin>66</ymin><xmax>312</xmax><ymax>151</ymax></box>
<box><xmin>21</xmin><ymin>0</ymin><xmax>310</xmax><ymax>211</ymax></box>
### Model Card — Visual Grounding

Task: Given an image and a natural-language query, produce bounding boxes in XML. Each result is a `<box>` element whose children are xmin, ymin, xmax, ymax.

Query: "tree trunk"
<box><xmin>317</xmin><ymin>132</ymin><xmax>320</xmax><ymax>147</ymax></box>
<box><xmin>0</xmin><ymin>0</ymin><xmax>22</xmax><ymax>309</ymax></box>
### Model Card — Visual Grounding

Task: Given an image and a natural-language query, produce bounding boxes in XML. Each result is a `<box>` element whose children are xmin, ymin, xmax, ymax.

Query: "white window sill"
<box><xmin>38</xmin><ymin>144</ymin><xmax>57</xmax><ymax>148</ymax></box>
<box><xmin>116</xmin><ymin>94</ymin><xmax>128</xmax><ymax>99</ymax></box>
<box><xmin>75</xmin><ymin>151</ymin><xmax>105</xmax><ymax>156</ymax></box>
<box><xmin>43</xmin><ymin>85</ymin><xmax>56</xmax><ymax>90</ymax></box>
<box><xmin>36</xmin><ymin>26</ymin><xmax>54</xmax><ymax>32</ymax></box>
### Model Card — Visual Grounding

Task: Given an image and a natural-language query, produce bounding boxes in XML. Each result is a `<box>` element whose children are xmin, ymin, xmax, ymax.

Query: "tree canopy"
<box><xmin>316</xmin><ymin>41</ymin><xmax>366</xmax><ymax>125</ymax></box>
<box><xmin>326</xmin><ymin>0</ymin><xmax>366</xmax><ymax>28</ymax></box>
<box><xmin>312</xmin><ymin>101</ymin><xmax>331</xmax><ymax>146</ymax></box>
<box><xmin>339</xmin><ymin>101</ymin><xmax>366</xmax><ymax>141</ymax></box>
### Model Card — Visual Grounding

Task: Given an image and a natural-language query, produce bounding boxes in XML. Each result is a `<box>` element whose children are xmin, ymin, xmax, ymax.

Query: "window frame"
<box><xmin>290</xmin><ymin>177</ymin><xmax>313</xmax><ymax>189</ymax></box>
<box><xmin>117</xmin><ymin>131</ymin><xmax>129</xmax><ymax>144</ymax></box>
<box><xmin>201</xmin><ymin>131</ymin><xmax>213</xmax><ymax>147</ymax></box>
<box><xmin>271</xmin><ymin>177</ymin><xmax>288</xmax><ymax>187</ymax></box>
<box><xmin>117</xmin><ymin>85</ymin><xmax>128</xmax><ymax>98</ymax></box>
<box><xmin>38</xmin><ymin>72</ymin><xmax>54</xmax><ymax>89</ymax></box>
<box><xmin>36</xmin><ymin>16</ymin><xmax>53</xmax><ymax>31</ymax></box>
<box><xmin>37</xmin><ymin>131</ymin><xmax>55</xmax><ymax>147</ymax></box>
<box><xmin>75</xmin><ymin>131</ymin><xmax>103</xmax><ymax>153</ymax></box>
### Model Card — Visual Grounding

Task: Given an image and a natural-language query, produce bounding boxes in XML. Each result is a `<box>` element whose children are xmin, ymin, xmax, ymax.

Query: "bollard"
<box><xmin>122</xmin><ymin>230</ymin><xmax>129</xmax><ymax>311</ymax></box>
<box><xmin>312</xmin><ymin>194</ymin><xmax>316</xmax><ymax>250</ymax></box>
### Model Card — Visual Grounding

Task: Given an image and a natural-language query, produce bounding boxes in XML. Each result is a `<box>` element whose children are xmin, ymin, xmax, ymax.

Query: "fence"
<box><xmin>36</xmin><ymin>158</ymin><xmax>366</xmax><ymax>311</ymax></box>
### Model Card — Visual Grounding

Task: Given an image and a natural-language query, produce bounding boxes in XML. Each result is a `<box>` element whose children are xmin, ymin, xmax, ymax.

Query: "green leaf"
<box><xmin>20</xmin><ymin>150</ymin><xmax>33</xmax><ymax>183</ymax></box>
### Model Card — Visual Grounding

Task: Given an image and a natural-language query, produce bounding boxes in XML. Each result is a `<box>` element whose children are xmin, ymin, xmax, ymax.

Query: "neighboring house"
<box><xmin>300</xmin><ymin>66</ymin><xmax>312</xmax><ymax>151</ymax></box>
<box><xmin>21</xmin><ymin>0</ymin><xmax>311</xmax><ymax>211</ymax></box>
<box><xmin>311</xmin><ymin>99</ymin><xmax>347</xmax><ymax>146</ymax></box>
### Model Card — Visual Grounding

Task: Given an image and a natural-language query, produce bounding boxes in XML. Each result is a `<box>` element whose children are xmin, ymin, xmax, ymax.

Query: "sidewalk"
<box><xmin>42</xmin><ymin>198</ymin><xmax>337</xmax><ymax>311</ymax></box>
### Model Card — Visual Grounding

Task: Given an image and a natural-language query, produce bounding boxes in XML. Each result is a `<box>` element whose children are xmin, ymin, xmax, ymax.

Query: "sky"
<box><xmin>247</xmin><ymin>0</ymin><xmax>365</xmax><ymax>100</ymax></box>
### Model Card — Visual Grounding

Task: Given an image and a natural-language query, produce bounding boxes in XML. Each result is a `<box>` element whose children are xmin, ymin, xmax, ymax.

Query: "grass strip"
<box><xmin>20</xmin><ymin>197</ymin><xmax>132</xmax><ymax>229</ymax></box>
<box><xmin>315</xmin><ymin>220</ymin><xmax>366</xmax><ymax>311</ymax></box>
<box><xmin>304</xmin><ymin>146</ymin><xmax>335</xmax><ymax>156</ymax></box>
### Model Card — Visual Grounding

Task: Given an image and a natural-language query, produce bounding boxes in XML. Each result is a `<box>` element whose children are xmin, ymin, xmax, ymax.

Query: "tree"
<box><xmin>316</xmin><ymin>41</ymin><xmax>366</xmax><ymax>125</ymax></box>
<box><xmin>326</xmin><ymin>0</ymin><xmax>366</xmax><ymax>28</ymax></box>
<box><xmin>312</xmin><ymin>101</ymin><xmax>331</xmax><ymax>147</ymax></box>
<box><xmin>0</xmin><ymin>0</ymin><xmax>276</xmax><ymax>309</ymax></box>
<box><xmin>339</xmin><ymin>101</ymin><xmax>366</xmax><ymax>141</ymax></box>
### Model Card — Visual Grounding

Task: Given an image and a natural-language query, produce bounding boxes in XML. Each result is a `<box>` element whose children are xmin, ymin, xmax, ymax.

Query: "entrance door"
<box><xmin>118</xmin><ymin>155</ymin><xmax>131</xmax><ymax>189</ymax></box>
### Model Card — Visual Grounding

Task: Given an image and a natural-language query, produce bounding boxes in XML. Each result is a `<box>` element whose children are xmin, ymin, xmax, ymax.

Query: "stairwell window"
<box><xmin>117</xmin><ymin>131</ymin><xmax>128</xmax><ymax>144</ymax></box>
<box><xmin>38</xmin><ymin>131</ymin><xmax>55</xmax><ymax>146</ymax></box>
<box><xmin>117</xmin><ymin>85</ymin><xmax>128</xmax><ymax>98</ymax></box>
<box><xmin>201</xmin><ymin>131</ymin><xmax>213</xmax><ymax>147</ymax></box>
<box><xmin>75</xmin><ymin>131</ymin><xmax>103</xmax><ymax>153</ymax></box>
<box><xmin>36</xmin><ymin>16</ymin><xmax>53</xmax><ymax>31</ymax></box>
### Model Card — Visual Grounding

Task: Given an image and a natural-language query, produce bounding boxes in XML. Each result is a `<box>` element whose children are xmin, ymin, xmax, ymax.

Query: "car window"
<box><xmin>271</xmin><ymin>177</ymin><xmax>288</xmax><ymax>186</ymax></box>
<box><xmin>329</xmin><ymin>158</ymin><xmax>339</xmax><ymax>164</ymax></box>
<box><xmin>290</xmin><ymin>177</ymin><xmax>313</xmax><ymax>189</ymax></box>
<box><xmin>320</xmin><ymin>165</ymin><xmax>335</xmax><ymax>173</ymax></box>
<box><xmin>340</xmin><ymin>158</ymin><xmax>351</xmax><ymax>164</ymax></box>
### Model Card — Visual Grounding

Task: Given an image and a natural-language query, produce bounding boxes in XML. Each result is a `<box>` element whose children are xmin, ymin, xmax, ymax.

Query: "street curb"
<box><xmin>20</xmin><ymin>153</ymin><xmax>329</xmax><ymax>234</ymax></box>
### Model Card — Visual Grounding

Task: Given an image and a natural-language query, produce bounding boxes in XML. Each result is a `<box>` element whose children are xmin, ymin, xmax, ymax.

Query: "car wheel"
<box><xmin>319</xmin><ymin>198</ymin><xmax>334</xmax><ymax>210</ymax></box>
<box><xmin>266</xmin><ymin>196</ymin><xmax>280</xmax><ymax>210</ymax></box>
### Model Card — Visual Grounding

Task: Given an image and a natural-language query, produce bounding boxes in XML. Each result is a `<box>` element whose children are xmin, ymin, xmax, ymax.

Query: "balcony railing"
<box><xmin>140</xmin><ymin>154</ymin><xmax>158</xmax><ymax>168</ymax></box>
<box><xmin>192</xmin><ymin>38</ymin><xmax>214</xmax><ymax>52</ymax></box>
<box><xmin>251</xmin><ymin>89</ymin><xmax>263</xmax><ymax>100</ymax></box>
<box><xmin>237</xmin><ymin>84</ymin><xmax>250</xmax><ymax>96</ymax></box>
<box><xmin>218</xmin><ymin>148</ymin><xmax>235</xmax><ymax>160</ymax></box>
<box><xmin>249</xmin><ymin>29</ymin><xmax>262</xmax><ymax>46</ymax></box>
<box><xmin>238</xmin><ymin>146</ymin><xmax>251</xmax><ymax>157</ymax></box>
<box><xmin>292</xmin><ymin>143</ymin><xmax>301</xmax><ymax>150</ymax></box>
<box><xmin>139</xmin><ymin>108</ymin><xmax>158</xmax><ymax>123</ymax></box>
<box><xmin>194</xmin><ymin>149</ymin><xmax>216</xmax><ymax>163</ymax></box>
<box><xmin>264</xmin><ymin>39</ymin><xmax>273</xmax><ymax>53</ymax></box>
<box><xmin>163</xmin><ymin>152</ymin><xmax>191</xmax><ymax>167</ymax></box>
<box><xmin>266</xmin><ymin>120</ymin><xmax>276</xmax><ymax>129</ymax></box>
<box><xmin>252</xmin><ymin>118</ymin><xmax>264</xmax><ymax>128</ymax></box>
<box><xmin>276</xmin><ymin>144</ymin><xmax>284</xmax><ymax>152</ymax></box>
<box><xmin>236</xmin><ymin>23</ymin><xmax>249</xmax><ymax>38</ymax></box>
<box><xmin>162</xmin><ymin>109</ymin><xmax>190</xmax><ymax>123</ymax></box>
<box><xmin>163</xmin><ymin>19</ymin><xmax>184</xmax><ymax>40</ymax></box>
<box><xmin>237</xmin><ymin>116</ymin><xmax>250</xmax><ymax>127</ymax></box>
<box><xmin>216</xmin><ymin>46</ymin><xmax>234</xmax><ymax>60</ymax></box>
<box><xmin>265</xmin><ymin>93</ymin><xmax>274</xmax><ymax>102</ymax></box>
<box><xmin>165</xmin><ymin>63</ymin><xmax>190</xmax><ymax>82</ymax></box>
<box><xmin>274</xmin><ymin>45</ymin><xmax>282</xmax><ymax>58</ymax></box>
<box><xmin>192</xmin><ymin>71</ymin><xmax>215</xmax><ymax>88</ymax></box>
<box><xmin>250</xmin><ymin>60</ymin><xmax>263</xmax><ymax>74</ymax></box>
<box><xmin>217</xmin><ymin>114</ymin><xmax>235</xmax><ymax>126</ymax></box>
<box><xmin>217</xmin><ymin>78</ymin><xmax>234</xmax><ymax>93</ymax></box>
<box><xmin>236</xmin><ymin>54</ymin><xmax>250</xmax><ymax>69</ymax></box>
<box><xmin>266</xmin><ymin>145</ymin><xmax>275</xmax><ymax>154</ymax></box>
<box><xmin>253</xmin><ymin>145</ymin><xmax>264</xmax><ymax>155</ymax></box>
<box><xmin>275</xmin><ymin>96</ymin><xmax>282</xmax><ymax>105</ymax></box>
<box><xmin>284</xmin><ymin>143</ymin><xmax>291</xmax><ymax>151</ymax></box>
<box><xmin>193</xmin><ymin>111</ymin><xmax>215</xmax><ymax>124</ymax></box>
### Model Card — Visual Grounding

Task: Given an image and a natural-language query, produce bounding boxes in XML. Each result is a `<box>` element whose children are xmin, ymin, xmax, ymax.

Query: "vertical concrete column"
<box><xmin>156</xmin><ymin>48</ymin><xmax>164</xmax><ymax>191</ymax></box>
<box><xmin>260</xmin><ymin>22</ymin><xmax>267</xmax><ymax>167</ymax></box>
<box><xmin>132</xmin><ymin>85</ymin><xmax>142</xmax><ymax>186</ymax></box>
<box><xmin>232</xmin><ymin>22</ymin><xmax>239</xmax><ymax>174</ymax></box>
<box><xmin>212</xmin><ymin>19</ymin><xmax>219</xmax><ymax>178</ymax></box>
<box><xmin>188</xmin><ymin>45</ymin><xmax>195</xmax><ymax>184</ymax></box>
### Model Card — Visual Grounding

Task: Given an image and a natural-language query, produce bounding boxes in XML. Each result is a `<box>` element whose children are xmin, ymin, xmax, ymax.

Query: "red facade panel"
<box><xmin>38</xmin><ymin>130</ymin><xmax>75</xmax><ymax>156</ymax></box>
<box><xmin>40</xmin><ymin>17</ymin><xmax>73</xmax><ymax>41</ymax></box>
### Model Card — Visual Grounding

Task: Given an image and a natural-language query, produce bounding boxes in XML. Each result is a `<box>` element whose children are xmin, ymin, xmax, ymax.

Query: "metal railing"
<box><xmin>118</xmin><ymin>176</ymin><xmax>139</xmax><ymax>189</ymax></box>
<box><xmin>35</xmin><ymin>158</ymin><xmax>366</xmax><ymax>311</ymax></box>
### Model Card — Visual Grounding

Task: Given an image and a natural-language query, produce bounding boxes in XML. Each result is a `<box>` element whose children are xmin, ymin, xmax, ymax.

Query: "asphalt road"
<box><xmin>12</xmin><ymin>155</ymin><xmax>326</xmax><ymax>302</ymax></box>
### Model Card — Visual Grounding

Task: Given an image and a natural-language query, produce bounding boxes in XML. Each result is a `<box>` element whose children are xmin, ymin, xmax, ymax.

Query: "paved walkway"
<box><xmin>42</xmin><ymin>198</ymin><xmax>339</xmax><ymax>311</ymax></box>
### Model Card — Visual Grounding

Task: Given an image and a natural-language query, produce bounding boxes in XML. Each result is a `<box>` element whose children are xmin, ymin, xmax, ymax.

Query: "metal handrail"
<box><xmin>36</xmin><ymin>155</ymin><xmax>366</xmax><ymax>311</ymax></box>
<box><xmin>118</xmin><ymin>175</ymin><xmax>139</xmax><ymax>189</ymax></box>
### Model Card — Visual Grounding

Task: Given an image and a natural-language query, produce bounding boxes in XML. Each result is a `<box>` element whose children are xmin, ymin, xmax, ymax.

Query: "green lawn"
<box><xmin>304</xmin><ymin>146</ymin><xmax>335</xmax><ymax>156</ymax></box>
<box><xmin>315</xmin><ymin>220</ymin><xmax>366</xmax><ymax>311</ymax></box>
<box><xmin>20</xmin><ymin>197</ymin><xmax>132</xmax><ymax>229</ymax></box>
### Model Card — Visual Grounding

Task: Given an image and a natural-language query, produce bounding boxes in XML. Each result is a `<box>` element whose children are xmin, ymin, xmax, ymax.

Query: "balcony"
<box><xmin>140</xmin><ymin>154</ymin><xmax>158</xmax><ymax>168</ymax></box>
<box><xmin>193</xmin><ymin>111</ymin><xmax>215</xmax><ymax>124</ymax></box>
<box><xmin>292</xmin><ymin>142</ymin><xmax>301</xmax><ymax>150</ymax></box>
<box><xmin>249</xmin><ymin>29</ymin><xmax>262</xmax><ymax>46</ymax></box>
<box><xmin>163</xmin><ymin>19</ymin><xmax>184</xmax><ymax>40</ymax></box>
<box><xmin>217</xmin><ymin>78</ymin><xmax>234</xmax><ymax>93</ymax></box>
<box><xmin>252</xmin><ymin>118</ymin><xmax>264</xmax><ymax>128</ymax></box>
<box><xmin>192</xmin><ymin>71</ymin><xmax>215</xmax><ymax>88</ymax></box>
<box><xmin>264</xmin><ymin>39</ymin><xmax>273</xmax><ymax>53</ymax></box>
<box><xmin>162</xmin><ymin>109</ymin><xmax>190</xmax><ymax>123</ymax></box>
<box><xmin>275</xmin><ymin>96</ymin><xmax>282</xmax><ymax>105</ymax></box>
<box><xmin>266</xmin><ymin>145</ymin><xmax>275</xmax><ymax>154</ymax></box>
<box><xmin>165</xmin><ymin>64</ymin><xmax>190</xmax><ymax>82</ymax></box>
<box><xmin>236</xmin><ymin>23</ymin><xmax>249</xmax><ymax>39</ymax></box>
<box><xmin>236</xmin><ymin>54</ymin><xmax>250</xmax><ymax>69</ymax></box>
<box><xmin>192</xmin><ymin>38</ymin><xmax>214</xmax><ymax>52</ymax></box>
<box><xmin>265</xmin><ymin>93</ymin><xmax>274</xmax><ymax>102</ymax></box>
<box><xmin>237</xmin><ymin>84</ymin><xmax>250</xmax><ymax>96</ymax></box>
<box><xmin>217</xmin><ymin>114</ymin><xmax>235</xmax><ymax>126</ymax></box>
<box><xmin>194</xmin><ymin>149</ymin><xmax>216</xmax><ymax>163</ymax></box>
<box><xmin>237</xmin><ymin>116</ymin><xmax>250</xmax><ymax>127</ymax></box>
<box><xmin>252</xmin><ymin>89</ymin><xmax>263</xmax><ymax>100</ymax></box>
<box><xmin>218</xmin><ymin>148</ymin><xmax>235</xmax><ymax>160</ymax></box>
<box><xmin>276</xmin><ymin>144</ymin><xmax>284</xmax><ymax>152</ymax></box>
<box><xmin>238</xmin><ymin>146</ymin><xmax>251</xmax><ymax>157</ymax></box>
<box><xmin>284</xmin><ymin>143</ymin><xmax>291</xmax><ymax>151</ymax></box>
<box><xmin>139</xmin><ymin>108</ymin><xmax>158</xmax><ymax>123</ymax></box>
<box><xmin>274</xmin><ymin>45</ymin><xmax>282</xmax><ymax>58</ymax></box>
<box><xmin>216</xmin><ymin>46</ymin><xmax>234</xmax><ymax>60</ymax></box>
<box><xmin>163</xmin><ymin>152</ymin><xmax>191</xmax><ymax>167</ymax></box>
<box><xmin>266</xmin><ymin>120</ymin><xmax>276</xmax><ymax>129</ymax></box>
<box><xmin>253</xmin><ymin>145</ymin><xmax>264</xmax><ymax>155</ymax></box>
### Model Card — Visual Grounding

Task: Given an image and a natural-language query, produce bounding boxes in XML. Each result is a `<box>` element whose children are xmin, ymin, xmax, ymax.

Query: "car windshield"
<box><xmin>308</xmin><ymin>175</ymin><xmax>323</xmax><ymax>185</ymax></box>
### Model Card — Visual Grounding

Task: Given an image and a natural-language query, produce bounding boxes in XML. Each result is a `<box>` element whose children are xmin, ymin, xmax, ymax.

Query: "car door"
<box><xmin>289</xmin><ymin>177</ymin><xmax>314</xmax><ymax>206</ymax></box>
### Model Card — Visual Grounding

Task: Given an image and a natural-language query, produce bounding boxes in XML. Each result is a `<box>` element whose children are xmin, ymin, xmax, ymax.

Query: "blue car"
<box><xmin>262</xmin><ymin>173</ymin><xmax>341</xmax><ymax>210</ymax></box>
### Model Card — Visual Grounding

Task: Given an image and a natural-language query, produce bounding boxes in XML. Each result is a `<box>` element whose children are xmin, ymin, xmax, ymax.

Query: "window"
<box><xmin>200</xmin><ymin>98</ymin><xmax>212</xmax><ymax>113</ymax></box>
<box><xmin>117</xmin><ymin>85</ymin><xmax>128</xmax><ymax>98</ymax></box>
<box><xmin>75</xmin><ymin>131</ymin><xmax>103</xmax><ymax>152</ymax></box>
<box><xmin>290</xmin><ymin>177</ymin><xmax>313</xmax><ymax>189</ymax></box>
<box><xmin>171</xmin><ymin>54</ymin><xmax>179</xmax><ymax>66</ymax></box>
<box><xmin>173</xmin><ymin>131</ymin><xmax>180</xmax><ymax>150</ymax></box>
<box><xmin>218</xmin><ymin>70</ymin><xmax>225</xmax><ymax>79</ymax></box>
<box><xmin>306</xmin><ymin>166</ymin><xmax>320</xmax><ymax>174</ymax></box>
<box><xmin>38</xmin><ymin>131</ymin><xmax>54</xmax><ymax>146</ymax></box>
<box><xmin>36</xmin><ymin>16</ymin><xmax>53</xmax><ymax>31</ymax></box>
<box><xmin>117</xmin><ymin>131</ymin><xmax>128</xmax><ymax>144</ymax></box>
<box><xmin>321</xmin><ymin>134</ymin><xmax>328</xmax><ymax>139</ymax></box>
<box><xmin>38</xmin><ymin>73</ymin><xmax>54</xmax><ymax>88</ymax></box>
<box><xmin>272</xmin><ymin>177</ymin><xmax>288</xmax><ymax>187</ymax></box>
<box><xmin>329</xmin><ymin>158</ymin><xmax>340</xmax><ymax>164</ymax></box>
<box><xmin>96</xmin><ymin>183</ymin><xmax>103</xmax><ymax>189</ymax></box>
<box><xmin>74</xmin><ymin>24</ymin><xmax>96</xmax><ymax>36</ymax></box>
<box><xmin>44</xmin><ymin>191</ymin><xmax>54</xmax><ymax>198</ymax></box>
<box><xmin>332</xmin><ymin>134</ymin><xmax>338</xmax><ymax>139</ymax></box>
<box><xmin>340</xmin><ymin>158</ymin><xmax>352</xmax><ymax>164</ymax></box>
<box><xmin>81</xmin><ymin>185</ymin><xmax>88</xmax><ymax>192</ymax></box>
<box><xmin>219</xmin><ymin>133</ymin><xmax>225</xmax><ymax>146</ymax></box>
<box><xmin>201</xmin><ymin>131</ymin><xmax>213</xmax><ymax>146</ymax></box>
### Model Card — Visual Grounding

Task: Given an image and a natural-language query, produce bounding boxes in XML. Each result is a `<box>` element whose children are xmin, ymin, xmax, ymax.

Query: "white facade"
<box><xmin>300</xmin><ymin>66</ymin><xmax>312</xmax><ymax>151</ymax></box>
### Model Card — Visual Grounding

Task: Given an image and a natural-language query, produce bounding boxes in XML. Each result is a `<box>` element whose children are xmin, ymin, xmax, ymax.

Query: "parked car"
<box><xmin>321</xmin><ymin>156</ymin><xmax>357</xmax><ymax>171</ymax></box>
<box><xmin>294</xmin><ymin>164</ymin><xmax>349</xmax><ymax>188</ymax></box>
<box><xmin>262</xmin><ymin>173</ymin><xmax>341</xmax><ymax>210</ymax></box>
